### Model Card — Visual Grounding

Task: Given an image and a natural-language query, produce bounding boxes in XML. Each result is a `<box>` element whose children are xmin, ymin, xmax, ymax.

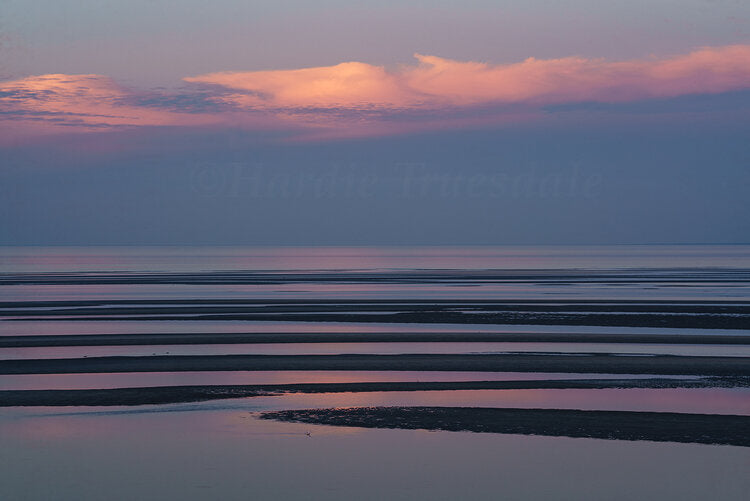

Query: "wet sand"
<box><xmin>9</xmin><ymin>311</ymin><xmax>749</xmax><ymax>329</ymax></box>
<box><xmin>259</xmin><ymin>406</ymin><xmax>750</xmax><ymax>447</ymax></box>
<box><xmin>2</xmin><ymin>353</ymin><xmax>749</xmax><ymax>376</ymax></box>
<box><xmin>3</xmin><ymin>331</ymin><xmax>750</xmax><ymax>347</ymax></box>
<box><xmin>3</xmin><ymin>376</ymin><xmax>746</xmax><ymax>406</ymax></box>
<box><xmin>5</xmin><ymin>299</ymin><xmax>750</xmax><ymax>314</ymax></box>
<box><xmin>3</xmin><ymin>298</ymin><xmax>749</xmax><ymax>329</ymax></box>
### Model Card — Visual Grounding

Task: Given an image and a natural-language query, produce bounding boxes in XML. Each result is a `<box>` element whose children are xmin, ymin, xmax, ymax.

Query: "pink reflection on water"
<box><xmin>0</xmin><ymin>320</ymin><xmax>516</xmax><ymax>335</ymax></box>
<box><xmin>2</xmin><ymin>320</ymin><xmax>745</xmax><ymax>337</ymax></box>
<box><xmin>4</xmin><ymin>342</ymin><xmax>750</xmax><ymax>360</ymax></box>
<box><xmin>4</xmin><ymin>246</ymin><xmax>750</xmax><ymax>273</ymax></box>
<box><xmin>0</xmin><ymin>282</ymin><xmax>565</xmax><ymax>302</ymax></box>
<box><xmin>258</xmin><ymin>388</ymin><xmax>750</xmax><ymax>415</ymax></box>
<box><xmin>0</xmin><ymin>371</ymin><xmax>661</xmax><ymax>390</ymax></box>
<box><xmin>5</xmin><ymin>281</ymin><xmax>750</xmax><ymax>302</ymax></box>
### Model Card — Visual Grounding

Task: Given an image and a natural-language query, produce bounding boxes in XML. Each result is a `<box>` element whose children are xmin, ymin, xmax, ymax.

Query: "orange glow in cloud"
<box><xmin>188</xmin><ymin>45</ymin><xmax>750</xmax><ymax>110</ymax></box>
<box><xmin>2</xmin><ymin>45</ymin><xmax>750</xmax><ymax>142</ymax></box>
<box><xmin>184</xmin><ymin>62</ymin><xmax>412</xmax><ymax>109</ymax></box>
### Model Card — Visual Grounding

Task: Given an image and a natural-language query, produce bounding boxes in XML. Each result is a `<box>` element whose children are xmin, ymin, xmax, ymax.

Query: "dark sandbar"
<box><xmin>4</xmin><ymin>298</ymin><xmax>750</xmax><ymax>308</ymax></box>
<box><xmin>9</xmin><ymin>311</ymin><xmax>749</xmax><ymax>329</ymax></box>
<box><xmin>2</xmin><ymin>353</ymin><xmax>749</xmax><ymax>376</ymax></box>
<box><xmin>260</xmin><ymin>406</ymin><xmax>750</xmax><ymax>447</ymax></box>
<box><xmin>3</xmin><ymin>298</ymin><xmax>749</xmax><ymax>329</ymax></box>
<box><xmin>3</xmin><ymin>331</ymin><xmax>750</xmax><ymax>348</ymax></box>
<box><xmin>2</xmin><ymin>268</ymin><xmax>749</xmax><ymax>286</ymax></box>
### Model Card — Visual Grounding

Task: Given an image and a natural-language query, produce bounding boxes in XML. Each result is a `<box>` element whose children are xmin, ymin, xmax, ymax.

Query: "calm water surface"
<box><xmin>1</xmin><ymin>402</ymin><xmax>749</xmax><ymax>501</ymax></box>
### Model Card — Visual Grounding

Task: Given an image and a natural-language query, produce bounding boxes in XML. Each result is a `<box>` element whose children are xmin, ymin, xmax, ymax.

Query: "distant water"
<box><xmin>2</xmin><ymin>245</ymin><xmax>750</xmax><ymax>273</ymax></box>
<box><xmin>2</xmin><ymin>245</ymin><xmax>750</xmax><ymax>302</ymax></box>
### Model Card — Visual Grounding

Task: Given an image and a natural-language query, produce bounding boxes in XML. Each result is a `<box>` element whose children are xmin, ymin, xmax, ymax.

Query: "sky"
<box><xmin>1</xmin><ymin>0</ymin><xmax>749</xmax><ymax>245</ymax></box>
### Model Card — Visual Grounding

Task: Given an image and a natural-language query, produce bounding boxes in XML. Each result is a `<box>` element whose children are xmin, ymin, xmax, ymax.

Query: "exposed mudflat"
<box><xmin>260</xmin><ymin>406</ymin><xmax>750</xmax><ymax>447</ymax></box>
<box><xmin>3</xmin><ymin>353</ymin><xmax>750</xmax><ymax>376</ymax></box>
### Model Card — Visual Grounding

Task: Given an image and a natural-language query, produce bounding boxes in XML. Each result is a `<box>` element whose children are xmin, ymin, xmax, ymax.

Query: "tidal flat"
<box><xmin>2</xmin><ymin>246</ymin><xmax>750</xmax><ymax>500</ymax></box>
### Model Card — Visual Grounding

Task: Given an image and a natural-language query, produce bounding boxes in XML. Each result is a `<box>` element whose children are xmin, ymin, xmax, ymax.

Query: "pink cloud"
<box><xmin>185</xmin><ymin>62</ymin><xmax>412</xmax><ymax>109</ymax></box>
<box><xmin>188</xmin><ymin>45</ymin><xmax>750</xmax><ymax>110</ymax></box>
<box><xmin>0</xmin><ymin>74</ymin><xmax>224</xmax><ymax>142</ymax></box>
<box><xmin>2</xmin><ymin>45</ymin><xmax>749</xmax><ymax>142</ymax></box>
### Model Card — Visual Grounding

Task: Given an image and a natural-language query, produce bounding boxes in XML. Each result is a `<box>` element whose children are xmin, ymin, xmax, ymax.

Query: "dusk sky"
<box><xmin>1</xmin><ymin>0</ymin><xmax>749</xmax><ymax>245</ymax></box>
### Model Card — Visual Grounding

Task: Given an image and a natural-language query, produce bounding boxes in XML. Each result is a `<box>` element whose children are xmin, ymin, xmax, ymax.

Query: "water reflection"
<box><xmin>4</xmin><ymin>341</ymin><xmax>750</xmax><ymax>360</ymax></box>
<box><xmin>4</xmin><ymin>279</ymin><xmax>750</xmax><ymax>302</ymax></box>
<box><xmin>4</xmin><ymin>403</ymin><xmax>749</xmax><ymax>501</ymax></box>
<box><xmin>3</xmin><ymin>319</ymin><xmax>746</xmax><ymax>336</ymax></box>
<box><xmin>252</xmin><ymin>387</ymin><xmax>750</xmax><ymax>415</ymax></box>
<box><xmin>3</xmin><ymin>245</ymin><xmax>749</xmax><ymax>272</ymax></box>
<box><xmin>0</xmin><ymin>371</ymin><xmax>663</xmax><ymax>391</ymax></box>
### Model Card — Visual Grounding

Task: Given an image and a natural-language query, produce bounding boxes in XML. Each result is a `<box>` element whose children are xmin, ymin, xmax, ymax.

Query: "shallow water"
<box><xmin>2</xmin><ymin>245</ymin><xmax>749</xmax><ymax>272</ymax></box>
<box><xmin>2</xmin><ymin>245</ymin><xmax>750</xmax><ymax>303</ymax></box>
<box><xmin>1</xmin><ymin>403</ymin><xmax>749</xmax><ymax>501</ymax></box>
<box><xmin>253</xmin><ymin>387</ymin><xmax>750</xmax><ymax>415</ymax></box>
<box><xmin>0</xmin><ymin>370</ymin><xmax>670</xmax><ymax>391</ymax></box>
<box><xmin>3</xmin><ymin>319</ymin><xmax>747</xmax><ymax>337</ymax></box>
<box><xmin>4</xmin><ymin>278</ymin><xmax>750</xmax><ymax>302</ymax></box>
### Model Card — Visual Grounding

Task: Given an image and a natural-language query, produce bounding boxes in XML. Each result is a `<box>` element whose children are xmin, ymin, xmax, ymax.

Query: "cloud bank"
<box><xmin>2</xmin><ymin>45</ymin><xmax>750</xmax><ymax>142</ymax></box>
<box><xmin>188</xmin><ymin>46</ymin><xmax>750</xmax><ymax>108</ymax></box>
